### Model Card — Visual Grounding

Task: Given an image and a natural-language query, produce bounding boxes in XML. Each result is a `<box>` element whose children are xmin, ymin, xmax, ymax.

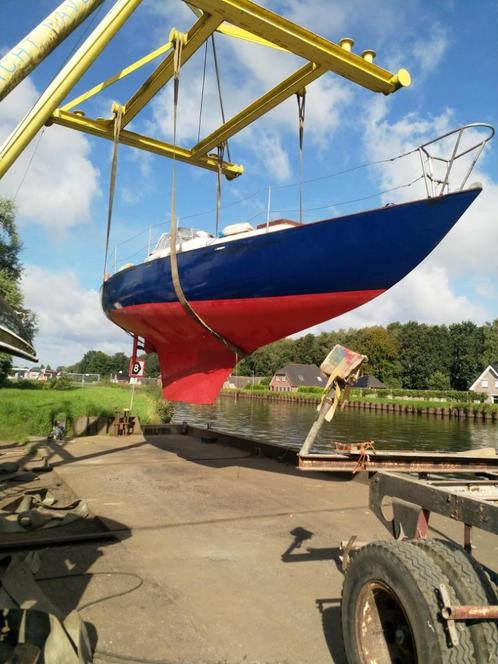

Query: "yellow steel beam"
<box><xmin>0</xmin><ymin>0</ymin><xmax>144</xmax><ymax>180</ymax></box>
<box><xmin>215</xmin><ymin>22</ymin><xmax>287</xmax><ymax>51</ymax></box>
<box><xmin>51</xmin><ymin>109</ymin><xmax>244</xmax><ymax>179</ymax></box>
<box><xmin>121</xmin><ymin>13</ymin><xmax>223</xmax><ymax>128</ymax></box>
<box><xmin>0</xmin><ymin>0</ymin><xmax>104</xmax><ymax>102</ymax></box>
<box><xmin>186</xmin><ymin>3</ymin><xmax>287</xmax><ymax>51</ymax></box>
<box><xmin>62</xmin><ymin>40</ymin><xmax>173</xmax><ymax>112</ymax></box>
<box><xmin>192</xmin><ymin>62</ymin><xmax>323</xmax><ymax>158</ymax></box>
<box><xmin>187</xmin><ymin>0</ymin><xmax>410</xmax><ymax>93</ymax></box>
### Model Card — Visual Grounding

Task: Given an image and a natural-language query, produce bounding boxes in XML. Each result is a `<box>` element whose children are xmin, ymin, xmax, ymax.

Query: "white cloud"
<box><xmin>362</xmin><ymin>100</ymin><xmax>498</xmax><ymax>279</ymax></box>
<box><xmin>297</xmin><ymin>103</ymin><xmax>497</xmax><ymax>333</ymax></box>
<box><xmin>22</xmin><ymin>265</ymin><xmax>129</xmax><ymax>367</ymax></box>
<box><xmin>252</xmin><ymin>130</ymin><xmax>291</xmax><ymax>182</ymax></box>
<box><xmin>302</xmin><ymin>264</ymin><xmax>488</xmax><ymax>336</ymax></box>
<box><xmin>0</xmin><ymin>78</ymin><xmax>100</xmax><ymax>231</ymax></box>
<box><xmin>411</xmin><ymin>22</ymin><xmax>449</xmax><ymax>80</ymax></box>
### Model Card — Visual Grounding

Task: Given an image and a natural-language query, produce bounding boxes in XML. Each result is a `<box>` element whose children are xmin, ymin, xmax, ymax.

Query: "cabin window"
<box><xmin>298</xmin><ymin>374</ymin><xmax>304</xmax><ymax>381</ymax></box>
<box><xmin>495</xmin><ymin>380</ymin><xmax>498</xmax><ymax>388</ymax></box>
<box><xmin>481</xmin><ymin>380</ymin><xmax>488</xmax><ymax>387</ymax></box>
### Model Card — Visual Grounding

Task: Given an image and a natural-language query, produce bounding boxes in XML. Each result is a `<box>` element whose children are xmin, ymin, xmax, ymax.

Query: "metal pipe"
<box><xmin>442</xmin><ymin>605</ymin><xmax>498</xmax><ymax>620</ymax></box>
<box><xmin>0</xmin><ymin>0</ymin><xmax>104</xmax><ymax>102</ymax></box>
<box><xmin>0</xmin><ymin>0</ymin><xmax>144</xmax><ymax>180</ymax></box>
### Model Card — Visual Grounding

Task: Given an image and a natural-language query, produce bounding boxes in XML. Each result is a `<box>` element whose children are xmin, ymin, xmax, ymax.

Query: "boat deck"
<box><xmin>29</xmin><ymin>433</ymin><xmax>498</xmax><ymax>663</ymax></box>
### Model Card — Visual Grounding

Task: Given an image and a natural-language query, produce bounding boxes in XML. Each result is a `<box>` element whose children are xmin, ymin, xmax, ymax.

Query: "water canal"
<box><xmin>173</xmin><ymin>395</ymin><xmax>498</xmax><ymax>453</ymax></box>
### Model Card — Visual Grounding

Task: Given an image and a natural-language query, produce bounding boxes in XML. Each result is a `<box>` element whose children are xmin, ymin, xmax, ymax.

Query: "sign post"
<box><xmin>128</xmin><ymin>359</ymin><xmax>145</xmax><ymax>411</ymax></box>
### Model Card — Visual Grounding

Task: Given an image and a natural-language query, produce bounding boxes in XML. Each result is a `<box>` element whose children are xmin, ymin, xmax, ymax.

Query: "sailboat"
<box><xmin>0</xmin><ymin>1</ymin><xmax>493</xmax><ymax>403</ymax></box>
<box><xmin>101</xmin><ymin>182</ymin><xmax>483</xmax><ymax>403</ymax></box>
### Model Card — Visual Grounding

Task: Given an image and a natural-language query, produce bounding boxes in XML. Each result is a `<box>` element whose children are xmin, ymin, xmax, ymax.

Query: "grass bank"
<box><xmin>0</xmin><ymin>384</ymin><xmax>162</xmax><ymax>442</ymax></box>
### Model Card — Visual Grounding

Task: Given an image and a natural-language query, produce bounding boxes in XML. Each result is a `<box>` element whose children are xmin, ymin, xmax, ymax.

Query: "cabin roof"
<box><xmin>275</xmin><ymin>363</ymin><xmax>325</xmax><ymax>387</ymax></box>
<box><xmin>355</xmin><ymin>375</ymin><xmax>387</xmax><ymax>389</ymax></box>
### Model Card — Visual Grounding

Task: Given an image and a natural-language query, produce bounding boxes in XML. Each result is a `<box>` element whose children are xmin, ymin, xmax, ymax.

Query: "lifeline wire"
<box><xmin>114</xmin><ymin>145</ymin><xmax>420</xmax><ymax>250</ymax></box>
<box><xmin>117</xmin><ymin>173</ymin><xmax>424</xmax><ymax>264</ymax></box>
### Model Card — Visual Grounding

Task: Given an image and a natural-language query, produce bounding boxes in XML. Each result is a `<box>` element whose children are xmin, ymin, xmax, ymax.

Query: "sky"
<box><xmin>0</xmin><ymin>0</ymin><xmax>497</xmax><ymax>367</ymax></box>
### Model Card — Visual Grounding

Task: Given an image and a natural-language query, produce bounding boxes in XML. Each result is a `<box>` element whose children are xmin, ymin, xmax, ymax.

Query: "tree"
<box><xmin>141</xmin><ymin>352</ymin><xmax>160</xmax><ymax>378</ymax></box>
<box><xmin>481</xmin><ymin>319</ymin><xmax>498</xmax><ymax>367</ymax></box>
<box><xmin>0</xmin><ymin>198</ymin><xmax>22</xmax><ymax>281</ymax></box>
<box><xmin>353</xmin><ymin>326</ymin><xmax>400</xmax><ymax>384</ymax></box>
<box><xmin>0</xmin><ymin>198</ymin><xmax>37</xmax><ymax>383</ymax></box>
<box><xmin>427</xmin><ymin>370</ymin><xmax>451</xmax><ymax>390</ymax></box>
<box><xmin>449</xmin><ymin>322</ymin><xmax>484</xmax><ymax>390</ymax></box>
<box><xmin>397</xmin><ymin>322</ymin><xmax>432</xmax><ymax>389</ymax></box>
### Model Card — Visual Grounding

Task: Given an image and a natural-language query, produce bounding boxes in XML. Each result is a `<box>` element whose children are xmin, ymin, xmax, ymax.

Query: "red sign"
<box><xmin>129</xmin><ymin>359</ymin><xmax>145</xmax><ymax>378</ymax></box>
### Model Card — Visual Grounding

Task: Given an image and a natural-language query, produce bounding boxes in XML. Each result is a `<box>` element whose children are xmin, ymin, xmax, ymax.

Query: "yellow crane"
<box><xmin>0</xmin><ymin>0</ymin><xmax>410</xmax><ymax>181</ymax></box>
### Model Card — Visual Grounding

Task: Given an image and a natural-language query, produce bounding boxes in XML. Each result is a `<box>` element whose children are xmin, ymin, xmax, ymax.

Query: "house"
<box><xmin>469</xmin><ymin>364</ymin><xmax>498</xmax><ymax>403</ymax></box>
<box><xmin>355</xmin><ymin>375</ymin><xmax>386</xmax><ymax>389</ymax></box>
<box><xmin>223</xmin><ymin>375</ymin><xmax>265</xmax><ymax>389</ymax></box>
<box><xmin>270</xmin><ymin>364</ymin><xmax>326</xmax><ymax>392</ymax></box>
<box><xmin>8</xmin><ymin>366</ymin><xmax>30</xmax><ymax>380</ymax></box>
<box><xmin>115</xmin><ymin>370</ymin><xmax>130</xmax><ymax>384</ymax></box>
<box><xmin>39</xmin><ymin>369</ymin><xmax>58</xmax><ymax>381</ymax></box>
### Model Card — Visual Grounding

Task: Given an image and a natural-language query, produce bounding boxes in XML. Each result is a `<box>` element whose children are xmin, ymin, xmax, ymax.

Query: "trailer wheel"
<box><xmin>411</xmin><ymin>538</ymin><xmax>498</xmax><ymax>664</ymax></box>
<box><xmin>341</xmin><ymin>541</ymin><xmax>475</xmax><ymax>664</ymax></box>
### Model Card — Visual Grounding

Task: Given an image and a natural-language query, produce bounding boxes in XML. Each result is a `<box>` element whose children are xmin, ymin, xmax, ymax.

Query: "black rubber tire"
<box><xmin>341</xmin><ymin>540</ymin><xmax>475</xmax><ymax>664</ymax></box>
<box><xmin>411</xmin><ymin>538</ymin><xmax>498</xmax><ymax>664</ymax></box>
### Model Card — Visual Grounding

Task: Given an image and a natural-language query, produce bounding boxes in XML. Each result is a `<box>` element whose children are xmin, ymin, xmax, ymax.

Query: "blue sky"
<box><xmin>1</xmin><ymin>0</ymin><xmax>497</xmax><ymax>366</ymax></box>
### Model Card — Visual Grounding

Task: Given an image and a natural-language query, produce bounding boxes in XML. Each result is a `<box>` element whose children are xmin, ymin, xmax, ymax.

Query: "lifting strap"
<box><xmin>103</xmin><ymin>103</ymin><xmax>123</xmax><ymax>280</ymax></box>
<box><xmin>296</xmin><ymin>89</ymin><xmax>306</xmax><ymax>223</ymax></box>
<box><xmin>215</xmin><ymin>143</ymin><xmax>224</xmax><ymax>237</ymax></box>
<box><xmin>168</xmin><ymin>33</ymin><xmax>246</xmax><ymax>361</ymax></box>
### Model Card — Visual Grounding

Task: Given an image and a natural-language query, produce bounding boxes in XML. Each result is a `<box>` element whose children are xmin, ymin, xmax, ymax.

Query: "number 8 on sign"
<box><xmin>129</xmin><ymin>359</ymin><xmax>145</xmax><ymax>378</ymax></box>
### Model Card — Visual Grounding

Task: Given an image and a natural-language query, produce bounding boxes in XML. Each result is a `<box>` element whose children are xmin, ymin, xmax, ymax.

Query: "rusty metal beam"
<box><xmin>299</xmin><ymin>450</ymin><xmax>498</xmax><ymax>474</ymax></box>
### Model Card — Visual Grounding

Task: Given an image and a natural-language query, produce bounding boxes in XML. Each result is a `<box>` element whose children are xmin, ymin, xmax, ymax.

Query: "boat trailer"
<box><xmin>299</xmin><ymin>448</ymin><xmax>498</xmax><ymax>662</ymax></box>
<box><xmin>309</xmin><ymin>458</ymin><xmax>498</xmax><ymax>662</ymax></box>
<box><xmin>297</xmin><ymin>346</ymin><xmax>498</xmax><ymax>662</ymax></box>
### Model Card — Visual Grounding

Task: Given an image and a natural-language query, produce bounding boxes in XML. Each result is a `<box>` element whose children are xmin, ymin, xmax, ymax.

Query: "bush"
<box><xmin>144</xmin><ymin>383</ymin><xmax>174</xmax><ymax>422</ymax></box>
<box><xmin>352</xmin><ymin>387</ymin><xmax>486</xmax><ymax>403</ymax></box>
<box><xmin>43</xmin><ymin>375</ymin><xmax>74</xmax><ymax>390</ymax></box>
<box><xmin>297</xmin><ymin>386</ymin><xmax>324</xmax><ymax>394</ymax></box>
<box><xmin>243</xmin><ymin>384</ymin><xmax>266</xmax><ymax>391</ymax></box>
<box><xmin>156</xmin><ymin>400</ymin><xmax>174</xmax><ymax>423</ymax></box>
<box><xmin>5</xmin><ymin>379</ymin><xmax>42</xmax><ymax>390</ymax></box>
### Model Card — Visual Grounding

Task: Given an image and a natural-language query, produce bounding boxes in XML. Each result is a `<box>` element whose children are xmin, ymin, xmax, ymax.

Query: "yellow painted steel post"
<box><xmin>0</xmin><ymin>0</ymin><xmax>144</xmax><ymax>180</ymax></box>
<box><xmin>0</xmin><ymin>0</ymin><xmax>104</xmax><ymax>102</ymax></box>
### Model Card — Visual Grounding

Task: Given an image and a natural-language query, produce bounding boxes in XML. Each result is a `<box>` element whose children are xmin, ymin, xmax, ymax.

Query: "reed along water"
<box><xmin>172</xmin><ymin>395</ymin><xmax>498</xmax><ymax>453</ymax></box>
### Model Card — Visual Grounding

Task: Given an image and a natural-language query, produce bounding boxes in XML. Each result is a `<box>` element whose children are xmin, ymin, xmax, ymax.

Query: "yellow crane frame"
<box><xmin>0</xmin><ymin>0</ymin><xmax>411</xmax><ymax>181</ymax></box>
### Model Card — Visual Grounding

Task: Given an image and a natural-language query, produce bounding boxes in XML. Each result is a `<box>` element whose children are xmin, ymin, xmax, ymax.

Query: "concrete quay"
<box><xmin>31</xmin><ymin>432</ymin><xmax>498</xmax><ymax>664</ymax></box>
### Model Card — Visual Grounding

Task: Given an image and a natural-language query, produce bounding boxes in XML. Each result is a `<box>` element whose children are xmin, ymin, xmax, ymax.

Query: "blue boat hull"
<box><xmin>102</xmin><ymin>188</ymin><xmax>481</xmax><ymax>403</ymax></box>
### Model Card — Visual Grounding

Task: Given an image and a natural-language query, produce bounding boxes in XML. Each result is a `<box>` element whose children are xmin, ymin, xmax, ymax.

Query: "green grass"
<box><xmin>348</xmin><ymin>395</ymin><xmax>498</xmax><ymax>412</ymax></box>
<box><xmin>222</xmin><ymin>388</ymin><xmax>498</xmax><ymax>415</ymax></box>
<box><xmin>0</xmin><ymin>385</ymin><xmax>160</xmax><ymax>442</ymax></box>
